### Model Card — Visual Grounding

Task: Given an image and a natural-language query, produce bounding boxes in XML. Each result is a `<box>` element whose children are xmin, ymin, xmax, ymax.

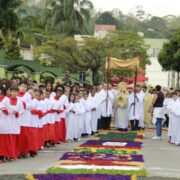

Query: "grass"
<box><xmin>0</xmin><ymin>175</ymin><xmax>27</xmax><ymax>180</ymax></box>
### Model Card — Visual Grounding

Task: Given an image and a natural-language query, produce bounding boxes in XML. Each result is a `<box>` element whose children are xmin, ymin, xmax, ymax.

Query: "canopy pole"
<box><xmin>133</xmin><ymin>67</ymin><xmax>138</xmax><ymax>115</ymax></box>
<box><xmin>106</xmin><ymin>56</ymin><xmax>110</xmax><ymax>113</ymax></box>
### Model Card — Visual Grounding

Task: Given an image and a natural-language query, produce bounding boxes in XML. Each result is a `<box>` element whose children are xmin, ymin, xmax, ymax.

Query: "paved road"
<box><xmin>0</xmin><ymin>130</ymin><xmax>180</xmax><ymax>179</ymax></box>
<box><xmin>143</xmin><ymin>129</ymin><xmax>180</xmax><ymax>178</ymax></box>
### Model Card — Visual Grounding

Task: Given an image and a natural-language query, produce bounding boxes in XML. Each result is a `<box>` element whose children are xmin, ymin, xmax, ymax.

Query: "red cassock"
<box><xmin>59</xmin><ymin>117</ymin><xmax>66</xmax><ymax>142</ymax></box>
<box><xmin>0</xmin><ymin>134</ymin><xmax>19</xmax><ymax>158</ymax></box>
<box><xmin>18</xmin><ymin>126</ymin><xmax>29</xmax><ymax>154</ymax></box>
<box><xmin>0</xmin><ymin>97</ymin><xmax>20</xmax><ymax>158</ymax></box>
<box><xmin>17</xmin><ymin>92</ymin><xmax>31</xmax><ymax>154</ymax></box>
<box><xmin>31</xmin><ymin>108</ymin><xmax>44</xmax><ymax>149</ymax></box>
<box><xmin>47</xmin><ymin>123</ymin><xmax>56</xmax><ymax>142</ymax></box>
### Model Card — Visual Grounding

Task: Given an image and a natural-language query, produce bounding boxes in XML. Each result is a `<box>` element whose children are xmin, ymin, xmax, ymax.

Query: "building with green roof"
<box><xmin>0</xmin><ymin>49</ymin><xmax>63</xmax><ymax>82</ymax></box>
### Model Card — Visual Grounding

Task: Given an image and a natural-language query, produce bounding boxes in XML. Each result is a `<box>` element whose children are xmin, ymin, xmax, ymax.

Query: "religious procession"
<box><xmin>1</xmin><ymin>0</ymin><xmax>180</xmax><ymax>179</ymax></box>
<box><xmin>0</xmin><ymin>57</ymin><xmax>180</xmax><ymax>164</ymax></box>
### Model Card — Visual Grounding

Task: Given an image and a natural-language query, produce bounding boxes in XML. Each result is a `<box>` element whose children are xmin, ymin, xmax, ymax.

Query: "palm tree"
<box><xmin>15</xmin><ymin>2</ymin><xmax>49</xmax><ymax>45</ymax></box>
<box><xmin>44</xmin><ymin>0</ymin><xmax>93</xmax><ymax>36</ymax></box>
<box><xmin>0</xmin><ymin>0</ymin><xmax>22</xmax><ymax>39</ymax></box>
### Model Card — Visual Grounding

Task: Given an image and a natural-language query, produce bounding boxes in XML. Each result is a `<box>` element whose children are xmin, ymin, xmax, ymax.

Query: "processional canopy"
<box><xmin>105</xmin><ymin>57</ymin><xmax>140</xmax><ymax>70</ymax></box>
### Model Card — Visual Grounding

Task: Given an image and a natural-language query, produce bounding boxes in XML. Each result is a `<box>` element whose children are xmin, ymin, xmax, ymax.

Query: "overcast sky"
<box><xmin>91</xmin><ymin>0</ymin><xmax>180</xmax><ymax>17</ymax></box>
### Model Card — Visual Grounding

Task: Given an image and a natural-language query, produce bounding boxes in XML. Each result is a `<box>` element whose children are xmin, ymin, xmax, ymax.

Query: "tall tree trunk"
<box><xmin>0</xmin><ymin>28</ymin><xmax>12</xmax><ymax>41</ymax></box>
<box><xmin>168</xmin><ymin>71</ymin><xmax>170</xmax><ymax>88</ymax></box>
<box><xmin>171</xmin><ymin>70</ymin><xmax>176</xmax><ymax>88</ymax></box>
<box><xmin>177</xmin><ymin>71</ymin><xmax>180</xmax><ymax>89</ymax></box>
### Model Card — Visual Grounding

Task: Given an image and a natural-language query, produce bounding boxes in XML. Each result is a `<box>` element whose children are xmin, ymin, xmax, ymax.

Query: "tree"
<box><xmin>35</xmin><ymin>30</ymin><xmax>150</xmax><ymax>84</ymax></box>
<box><xmin>16</xmin><ymin>12</ymin><xmax>46</xmax><ymax>45</ymax></box>
<box><xmin>0</xmin><ymin>0</ymin><xmax>22</xmax><ymax>39</ymax></box>
<box><xmin>80</xmin><ymin>31</ymin><xmax>149</xmax><ymax>84</ymax></box>
<box><xmin>15</xmin><ymin>1</ymin><xmax>50</xmax><ymax>45</ymax></box>
<box><xmin>128</xmin><ymin>5</ymin><xmax>146</xmax><ymax>21</ymax></box>
<box><xmin>35</xmin><ymin>35</ymin><xmax>105</xmax><ymax>83</ymax></box>
<box><xmin>144</xmin><ymin>16</ymin><xmax>167</xmax><ymax>38</ymax></box>
<box><xmin>44</xmin><ymin>0</ymin><xmax>93</xmax><ymax>36</ymax></box>
<box><xmin>0</xmin><ymin>37</ymin><xmax>5</xmax><ymax>49</ymax></box>
<box><xmin>105</xmin><ymin>30</ymin><xmax>150</xmax><ymax>67</ymax></box>
<box><xmin>122</xmin><ymin>15</ymin><xmax>140</xmax><ymax>31</ymax></box>
<box><xmin>158</xmin><ymin>29</ymin><xmax>180</xmax><ymax>88</ymax></box>
<box><xmin>134</xmin><ymin>6</ymin><xmax>146</xmax><ymax>21</ymax></box>
<box><xmin>96</xmin><ymin>11</ymin><xmax>118</xmax><ymax>25</ymax></box>
<box><xmin>35</xmin><ymin>36</ymin><xmax>82</xmax><ymax>72</ymax></box>
<box><xmin>35</xmin><ymin>36</ymin><xmax>107</xmax><ymax>84</ymax></box>
<box><xmin>5</xmin><ymin>37</ymin><xmax>22</xmax><ymax>59</ymax></box>
<box><xmin>102</xmin><ymin>30</ymin><xmax>150</xmax><ymax>80</ymax></box>
<box><xmin>79</xmin><ymin>37</ymin><xmax>107</xmax><ymax>84</ymax></box>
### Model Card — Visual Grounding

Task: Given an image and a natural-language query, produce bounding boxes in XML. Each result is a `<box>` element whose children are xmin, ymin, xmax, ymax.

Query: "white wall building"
<box><xmin>20</xmin><ymin>45</ymin><xmax>34</xmax><ymax>61</ymax></box>
<box><xmin>145</xmin><ymin>38</ymin><xmax>174</xmax><ymax>88</ymax></box>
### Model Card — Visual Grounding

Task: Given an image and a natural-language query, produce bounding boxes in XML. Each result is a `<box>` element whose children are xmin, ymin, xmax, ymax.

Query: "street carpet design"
<box><xmin>31</xmin><ymin>131</ymin><xmax>147</xmax><ymax>180</ymax></box>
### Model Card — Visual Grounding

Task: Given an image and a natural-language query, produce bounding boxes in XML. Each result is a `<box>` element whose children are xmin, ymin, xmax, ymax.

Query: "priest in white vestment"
<box><xmin>114</xmin><ymin>82</ymin><xmax>129</xmax><ymax>131</ymax></box>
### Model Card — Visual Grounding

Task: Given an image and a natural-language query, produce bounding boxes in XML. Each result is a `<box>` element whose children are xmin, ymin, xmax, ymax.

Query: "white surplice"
<box><xmin>0</xmin><ymin>97</ymin><xmax>10</xmax><ymax>134</ymax></box>
<box><xmin>66</xmin><ymin>102</ymin><xmax>76</xmax><ymax>140</ymax></box>
<box><xmin>81</xmin><ymin>97</ymin><xmax>92</xmax><ymax>135</ymax></box>
<box><xmin>137</xmin><ymin>91</ymin><xmax>145</xmax><ymax>128</ymax></box>
<box><xmin>6</xmin><ymin>98</ymin><xmax>24</xmax><ymax>134</ymax></box>
<box><xmin>168</xmin><ymin>99</ymin><xmax>180</xmax><ymax>144</ymax></box>
<box><xmin>127</xmin><ymin>92</ymin><xmax>141</xmax><ymax>121</ymax></box>
<box><xmin>89</xmin><ymin>95</ymin><xmax>99</xmax><ymax>133</ymax></box>
<box><xmin>79</xmin><ymin>98</ymin><xmax>86</xmax><ymax>134</ymax></box>
<box><xmin>74</xmin><ymin>102</ymin><xmax>85</xmax><ymax>139</ymax></box>
<box><xmin>17</xmin><ymin>92</ymin><xmax>32</xmax><ymax>127</ymax></box>
<box><xmin>100</xmin><ymin>89</ymin><xmax>114</xmax><ymax>117</ymax></box>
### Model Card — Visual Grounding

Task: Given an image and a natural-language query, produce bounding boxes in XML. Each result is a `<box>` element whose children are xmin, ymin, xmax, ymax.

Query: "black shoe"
<box><xmin>29</xmin><ymin>151</ymin><xmax>37</xmax><ymax>158</ymax></box>
<box><xmin>45</xmin><ymin>142</ymin><xmax>50</xmax><ymax>148</ymax></box>
<box><xmin>20</xmin><ymin>154</ymin><xmax>28</xmax><ymax>159</ymax></box>
<box><xmin>52</xmin><ymin>143</ymin><xmax>56</xmax><ymax>147</ymax></box>
<box><xmin>0</xmin><ymin>156</ymin><xmax>6</xmax><ymax>163</ymax></box>
<box><xmin>8</xmin><ymin>158</ymin><xmax>16</xmax><ymax>162</ymax></box>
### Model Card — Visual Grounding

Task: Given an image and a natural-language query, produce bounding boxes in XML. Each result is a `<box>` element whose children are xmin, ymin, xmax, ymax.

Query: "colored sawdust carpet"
<box><xmin>31</xmin><ymin>131</ymin><xmax>147</xmax><ymax>180</ymax></box>
<box><xmin>33</xmin><ymin>174</ymin><xmax>132</xmax><ymax>180</ymax></box>
<box><xmin>96</xmin><ymin>132</ymin><xmax>143</xmax><ymax>142</ymax></box>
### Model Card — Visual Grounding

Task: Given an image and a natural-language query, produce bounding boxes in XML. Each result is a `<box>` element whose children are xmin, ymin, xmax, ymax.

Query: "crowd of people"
<box><xmin>0</xmin><ymin>77</ymin><xmax>180</xmax><ymax>163</ymax></box>
<box><xmin>114</xmin><ymin>82</ymin><xmax>180</xmax><ymax>145</ymax></box>
<box><xmin>0</xmin><ymin>78</ymin><xmax>115</xmax><ymax>162</ymax></box>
